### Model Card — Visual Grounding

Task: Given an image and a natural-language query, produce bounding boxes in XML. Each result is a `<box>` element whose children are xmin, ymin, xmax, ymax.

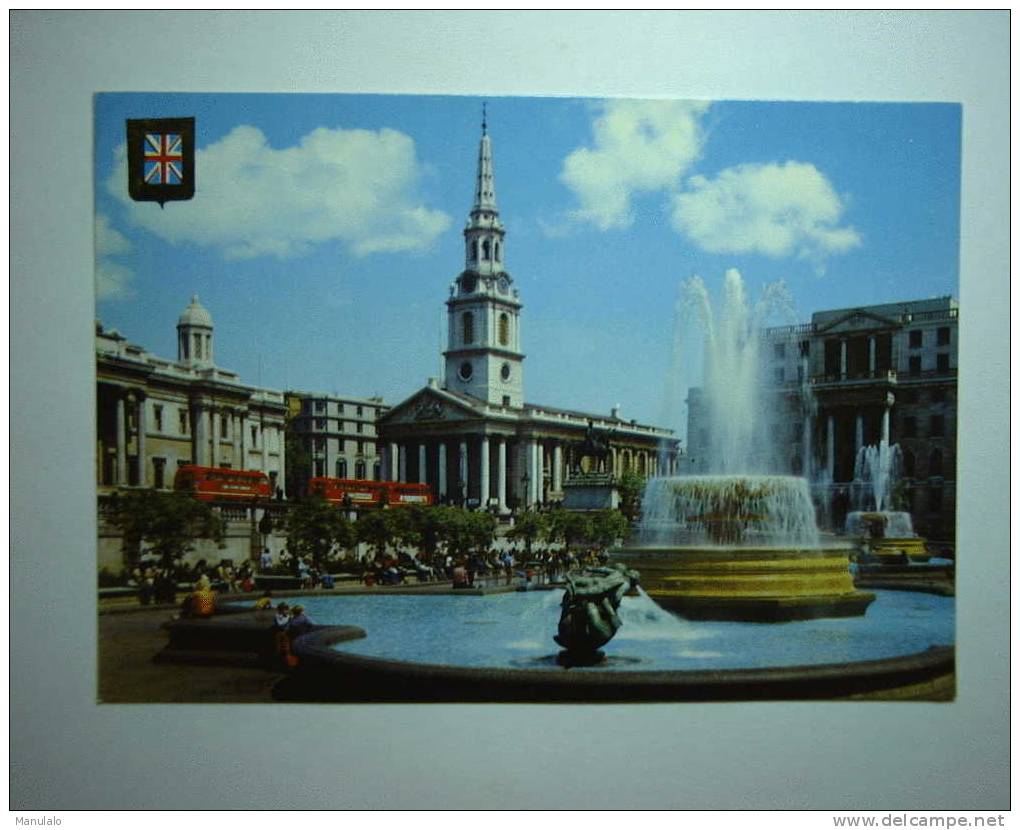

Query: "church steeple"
<box><xmin>462</xmin><ymin>106</ymin><xmax>506</xmax><ymax>278</ymax></box>
<box><xmin>444</xmin><ymin>110</ymin><xmax>525</xmax><ymax>408</ymax></box>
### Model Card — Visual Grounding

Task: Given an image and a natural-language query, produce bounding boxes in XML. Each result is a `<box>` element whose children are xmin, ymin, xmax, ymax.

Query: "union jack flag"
<box><xmin>143</xmin><ymin>132</ymin><xmax>183</xmax><ymax>185</ymax></box>
<box><xmin>126</xmin><ymin>117</ymin><xmax>195</xmax><ymax>206</ymax></box>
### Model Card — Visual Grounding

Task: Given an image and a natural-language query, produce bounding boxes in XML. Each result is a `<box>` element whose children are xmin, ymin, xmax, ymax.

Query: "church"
<box><xmin>377</xmin><ymin>118</ymin><xmax>679</xmax><ymax>512</ymax></box>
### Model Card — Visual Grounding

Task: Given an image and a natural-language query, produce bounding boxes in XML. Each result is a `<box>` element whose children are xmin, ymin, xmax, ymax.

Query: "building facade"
<box><xmin>377</xmin><ymin>119</ymin><xmax>679</xmax><ymax>511</ymax></box>
<box><xmin>687</xmin><ymin>296</ymin><xmax>958</xmax><ymax>540</ymax></box>
<box><xmin>96</xmin><ymin>295</ymin><xmax>289</xmax><ymax>494</ymax></box>
<box><xmin>285</xmin><ymin>391</ymin><xmax>390</xmax><ymax>494</ymax></box>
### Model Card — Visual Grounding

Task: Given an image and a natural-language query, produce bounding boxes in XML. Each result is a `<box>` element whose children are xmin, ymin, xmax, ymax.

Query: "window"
<box><xmin>930</xmin><ymin>414</ymin><xmax>945</xmax><ymax>438</ymax></box>
<box><xmin>194</xmin><ymin>333</ymin><xmax>202</xmax><ymax>359</ymax></box>
<box><xmin>312</xmin><ymin>418</ymin><xmax>324</xmax><ymax>430</ymax></box>
<box><xmin>799</xmin><ymin>340</ymin><xmax>810</xmax><ymax>358</ymax></box>
<box><xmin>908</xmin><ymin>356</ymin><xmax>921</xmax><ymax>375</ymax></box>
<box><xmin>251</xmin><ymin>425</ymin><xmax>258</xmax><ymax>445</ymax></box>
<box><xmin>355</xmin><ymin>461</ymin><xmax>366</xmax><ymax>479</ymax></box>
<box><xmin>336</xmin><ymin>459</ymin><xmax>347</xmax><ymax>478</ymax></box>
<box><xmin>462</xmin><ymin>312</ymin><xmax>474</xmax><ymax>344</ymax></box>
<box><xmin>494</xmin><ymin>241</ymin><xmax>500</xmax><ymax>262</ymax></box>
<box><xmin>459</xmin><ymin>361</ymin><xmax>473</xmax><ymax>381</ymax></box>
<box><xmin>773</xmin><ymin>343</ymin><xmax>786</xmax><ymax>359</ymax></box>
<box><xmin>314</xmin><ymin>438</ymin><xmax>325</xmax><ymax>452</ymax></box>
<box><xmin>153</xmin><ymin>458</ymin><xmax>166</xmax><ymax>489</ymax></box>
<box><xmin>314</xmin><ymin>459</ymin><xmax>325</xmax><ymax>477</ymax></box>
<box><xmin>482</xmin><ymin>239</ymin><xmax>491</xmax><ymax>260</ymax></box>
<box><xmin>356</xmin><ymin>422</ymin><xmax>363</xmax><ymax>433</ymax></box>
<box><xmin>336</xmin><ymin>403</ymin><xmax>344</xmax><ymax>415</ymax></box>
<box><xmin>937</xmin><ymin>327</ymin><xmax>950</xmax><ymax>346</ymax></box>
<box><xmin>179</xmin><ymin>409</ymin><xmax>189</xmax><ymax>434</ymax></box>
<box><xmin>502</xmin><ymin>395</ymin><xmax>511</xmax><ymax>407</ymax></box>
<box><xmin>936</xmin><ymin>353</ymin><xmax>950</xmax><ymax>372</ymax></box>
<box><xmin>357</xmin><ymin>440</ymin><xmax>365</xmax><ymax>455</ymax></box>
<box><xmin>499</xmin><ymin>313</ymin><xmax>510</xmax><ymax>346</ymax></box>
<box><xmin>909</xmin><ymin>330</ymin><xmax>922</xmax><ymax>349</ymax></box>
<box><xmin>315</xmin><ymin>401</ymin><xmax>325</xmax><ymax>413</ymax></box>
<box><xmin>901</xmin><ymin>416</ymin><xmax>917</xmax><ymax>438</ymax></box>
<box><xmin>221</xmin><ymin>415</ymin><xmax>228</xmax><ymax>438</ymax></box>
<box><xmin>154</xmin><ymin>405</ymin><xmax>163</xmax><ymax>432</ymax></box>
<box><xmin>928</xmin><ymin>449</ymin><xmax>944</xmax><ymax>478</ymax></box>
<box><xmin>796</xmin><ymin>365</ymin><xmax>804</xmax><ymax>383</ymax></box>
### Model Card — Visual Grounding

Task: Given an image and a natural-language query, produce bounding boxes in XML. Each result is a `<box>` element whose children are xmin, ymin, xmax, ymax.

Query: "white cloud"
<box><xmin>671</xmin><ymin>161</ymin><xmax>861</xmax><ymax>265</ymax></box>
<box><xmin>560</xmin><ymin>99</ymin><xmax>710</xmax><ymax>230</ymax></box>
<box><xmin>107</xmin><ymin>125</ymin><xmax>451</xmax><ymax>259</ymax></box>
<box><xmin>95</xmin><ymin>213</ymin><xmax>134</xmax><ymax>300</ymax></box>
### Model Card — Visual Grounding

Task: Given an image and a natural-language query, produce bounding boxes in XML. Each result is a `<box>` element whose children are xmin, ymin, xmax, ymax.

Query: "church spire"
<box><xmin>464</xmin><ymin>109</ymin><xmax>505</xmax><ymax>276</ymax></box>
<box><xmin>472</xmin><ymin>104</ymin><xmax>498</xmax><ymax>213</ymax></box>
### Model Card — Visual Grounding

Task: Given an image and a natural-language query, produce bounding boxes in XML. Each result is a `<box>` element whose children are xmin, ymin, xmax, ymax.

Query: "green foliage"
<box><xmin>283</xmin><ymin>496</ymin><xmax>356</xmax><ymax>569</ymax></box>
<box><xmin>589</xmin><ymin>509</ymin><xmax>630</xmax><ymax>550</ymax></box>
<box><xmin>355</xmin><ymin>508</ymin><xmax>399</xmax><ymax>559</ymax></box>
<box><xmin>616</xmin><ymin>470</ymin><xmax>646</xmax><ymax>521</ymax></box>
<box><xmin>106</xmin><ymin>489</ymin><xmax>225</xmax><ymax>568</ymax></box>
<box><xmin>507</xmin><ymin>509</ymin><xmax>546</xmax><ymax>557</ymax></box>
<box><xmin>545</xmin><ymin>508</ymin><xmax>592</xmax><ymax>552</ymax></box>
<box><xmin>284</xmin><ymin>432</ymin><xmax>312</xmax><ymax>499</ymax></box>
<box><xmin>440</xmin><ymin>509</ymin><xmax>496</xmax><ymax>558</ymax></box>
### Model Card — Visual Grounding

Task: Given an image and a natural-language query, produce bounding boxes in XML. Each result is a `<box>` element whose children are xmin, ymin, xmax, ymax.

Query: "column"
<box><xmin>839</xmin><ymin>339</ymin><xmax>848</xmax><ymax>378</ymax></box>
<box><xmin>398</xmin><ymin>444</ymin><xmax>408</xmax><ymax>483</ymax></box>
<box><xmin>497</xmin><ymin>438</ymin><xmax>507</xmax><ymax>512</ymax></box>
<box><xmin>458</xmin><ymin>440</ymin><xmax>468</xmax><ymax>503</ymax></box>
<box><xmin>438</xmin><ymin>442</ymin><xmax>448</xmax><ymax>499</ymax></box>
<box><xmin>882</xmin><ymin>395</ymin><xmax>892</xmax><ymax>446</ymax></box>
<box><xmin>534</xmin><ymin>442</ymin><xmax>544</xmax><ymax>504</ymax></box>
<box><xmin>826</xmin><ymin>413</ymin><xmax>835</xmax><ymax>480</ymax></box>
<box><xmin>479</xmin><ymin>435</ymin><xmax>490</xmax><ymax>509</ymax></box>
<box><xmin>868</xmin><ymin>336</ymin><xmax>876</xmax><ymax>375</ymax></box>
<box><xmin>855</xmin><ymin>411</ymin><xmax>864</xmax><ymax>458</ymax></box>
<box><xmin>193</xmin><ymin>404</ymin><xmax>207</xmax><ymax>466</ymax></box>
<box><xmin>115</xmin><ymin>394</ymin><xmax>127</xmax><ymax>485</ymax></box>
<box><xmin>553</xmin><ymin>444</ymin><xmax>563</xmax><ymax>492</ymax></box>
<box><xmin>418</xmin><ymin>444</ymin><xmax>427</xmax><ymax>485</ymax></box>
<box><xmin>277</xmin><ymin>424</ymin><xmax>286</xmax><ymax>497</ymax></box>
<box><xmin>233</xmin><ymin>412</ymin><xmax>244</xmax><ymax>468</ymax></box>
<box><xmin>379</xmin><ymin>445</ymin><xmax>389</xmax><ymax>482</ymax></box>
<box><xmin>389</xmin><ymin>442</ymin><xmax>398</xmax><ymax>481</ymax></box>
<box><xmin>209</xmin><ymin>408</ymin><xmax>218</xmax><ymax>467</ymax></box>
<box><xmin>525</xmin><ymin>440</ymin><xmax>536</xmax><ymax>507</ymax></box>
<box><xmin>136</xmin><ymin>395</ymin><xmax>147</xmax><ymax>486</ymax></box>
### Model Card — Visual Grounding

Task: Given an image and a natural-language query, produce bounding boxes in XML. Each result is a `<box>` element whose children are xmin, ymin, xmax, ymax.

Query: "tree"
<box><xmin>616</xmin><ymin>469</ymin><xmax>646</xmax><ymax>522</ymax></box>
<box><xmin>284</xmin><ymin>432</ymin><xmax>312</xmax><ymax>499</ymax></box>
<box><xmin>589</xmin><ymin>509</ymin><xmax>630</xmax><ymax>552</ymax></box>
<box><xmin>106</xmin><ymin>489</ymin><xmax>224</xmax><ymax>568</ymax></box>
<box><xmin>283</xmin><ymin>496</ymin><xmax>356</xmax><ymax>569</ymax></box>
<box><xmin>356</xmin><ymin>508</ymin><xmax>399</xmax><ymax>560</ymax></box>
<box><xmin>506</xmin><ymin>509</ymin><xmax>546</xmax><ymax>559</ymax></box>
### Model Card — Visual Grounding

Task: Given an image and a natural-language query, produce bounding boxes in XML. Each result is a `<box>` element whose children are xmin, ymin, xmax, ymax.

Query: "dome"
<box><xmin>178</xmin><ymin>295</ymin><xmax>213</xmax><ymax>328</ymax></box>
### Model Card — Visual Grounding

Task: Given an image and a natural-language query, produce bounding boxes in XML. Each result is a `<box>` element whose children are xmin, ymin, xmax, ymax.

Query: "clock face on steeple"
<box><xmin>497</xmin><ymin>277</ymin><xmax>509</xmax><ymax>294</ymax></box>
<box><xmin>462</xmin><ymin>274</ymin><xmax>477</xmax><ymax>294</ymax></box>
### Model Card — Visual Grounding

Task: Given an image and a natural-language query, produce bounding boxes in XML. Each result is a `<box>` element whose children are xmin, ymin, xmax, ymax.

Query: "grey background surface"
<box><xmin>10</xmin><ymin>11</ymin><xmax>1009</xmax><ymax>810</ymax></box>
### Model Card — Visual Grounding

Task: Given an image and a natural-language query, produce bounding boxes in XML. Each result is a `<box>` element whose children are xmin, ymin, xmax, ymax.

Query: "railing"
<box><xmin>903</xmin><ymin>308</ymin><xmax>958</xmax><ymax>323</ymax></box>
<box><xmin>763</xmin><ymin>322</ymin><xmax>816</xmax><ymax>336</ymax></box>
<box><xmin>811</xmin><ymin>369</ymin><xmax>898</xmax><ymax>385</ymax></box>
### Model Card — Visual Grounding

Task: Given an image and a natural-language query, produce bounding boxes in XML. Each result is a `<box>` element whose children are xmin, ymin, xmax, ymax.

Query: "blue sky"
<box><xmin>94</xmin><ymin>94</ymin><xmax>960</xmax><ymax>435</ymax></box>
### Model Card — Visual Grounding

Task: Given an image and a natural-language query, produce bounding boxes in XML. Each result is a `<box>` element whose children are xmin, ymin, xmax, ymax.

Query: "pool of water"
<box><xmin>295</xmin><ymin>589</ymin><xmax>954</xmax><ymax>672</ymax></box>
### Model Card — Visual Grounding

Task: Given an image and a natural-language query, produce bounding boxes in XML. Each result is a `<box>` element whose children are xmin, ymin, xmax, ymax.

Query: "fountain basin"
<box><xmin>613</xmin><ymin>545</ymin><xmax>874</xmax><ymax>621</ymax></box>
<box><xmin>267</xmin><ymin>590</ymin><xmax>953</xmax><ymax>702</ymax></box>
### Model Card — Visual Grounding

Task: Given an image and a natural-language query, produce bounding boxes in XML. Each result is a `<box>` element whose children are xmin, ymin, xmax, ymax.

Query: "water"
<box><xmin>852</xmin><ymin>441</ymin><xmax>903</xmax><ymax>512</ymax></box>
<box><xmin>846</xmin><ymin>511</ymin><xmax>916</xmax><ymax>538</ymax></box>
<box><xmin>638</xmin><ymin>475</ymin><xmax>820</xmax><ymax>546</ymax></box>
<box><xmin>295</xmin><ymin>589</ymin><xmax>953</xmax><ymax>672</ymax></box>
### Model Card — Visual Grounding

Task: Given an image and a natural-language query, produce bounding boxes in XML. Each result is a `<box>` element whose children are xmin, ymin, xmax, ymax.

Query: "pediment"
<box><xmin>816</xmin><ymin>309</ymin><xmax>901</xmax><ymax>335</ymax></box>
<box><xmin>379</xmin><ymin>387</ymin><xmax>483</xmax><ymax>426</ymax></box>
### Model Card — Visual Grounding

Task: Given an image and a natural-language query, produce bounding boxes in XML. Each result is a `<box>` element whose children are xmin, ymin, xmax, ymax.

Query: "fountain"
<box><xmin>614</xmin><ymin>269</ymin><xmax>875</xmax><ymax>621</ymax></box>
<box><xmin>845</xmin><ymin>441</ymin><xmax>929</xmax><ymax>562</ymax></box>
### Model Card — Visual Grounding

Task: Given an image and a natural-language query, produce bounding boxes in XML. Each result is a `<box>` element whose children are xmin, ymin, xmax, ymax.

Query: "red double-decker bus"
<box><xmin>174</xmin><ymin>465</ymin><xmax>272</xmax><ymax>502</ymax></box>
<box><xmin>308</xmin><ymin>477</ymin><xmax>433</xmax><ymax>508</ymax></box>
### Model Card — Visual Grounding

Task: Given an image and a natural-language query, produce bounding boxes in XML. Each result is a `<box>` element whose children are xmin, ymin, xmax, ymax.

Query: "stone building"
<box><xmin>687</xmin><ymin>296</ymin><xmax>958</xmax><ymax>539</ymax></box>
<box><xmin>285</xmin><ymin>391</ymin><xmax>390</xmax><ymax>494</ymax></box>
<box><xmin>96</xmin><ymin>296</ymin><xmax>288</xmax><ymax>494</ymax></box>
<box><xmin>377</xmin><ymin>119</ymin><xmax>679</xmax><ymax>511</ymax></box>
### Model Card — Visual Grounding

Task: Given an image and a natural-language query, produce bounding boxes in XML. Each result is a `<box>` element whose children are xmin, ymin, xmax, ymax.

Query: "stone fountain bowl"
<box><xmin>612</xmin><ymin>542</ymin><xmax>875</xmax><ymax>622</ymax></box>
